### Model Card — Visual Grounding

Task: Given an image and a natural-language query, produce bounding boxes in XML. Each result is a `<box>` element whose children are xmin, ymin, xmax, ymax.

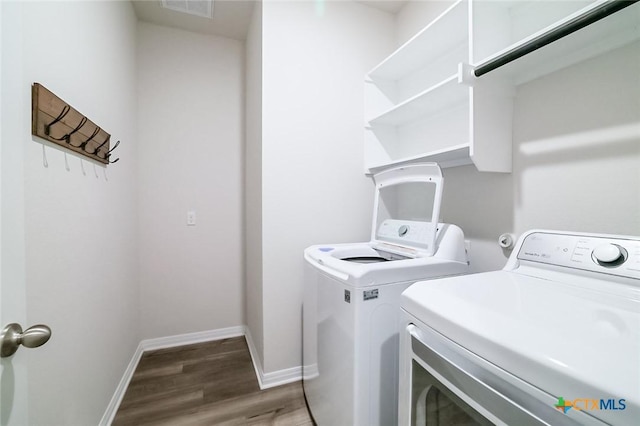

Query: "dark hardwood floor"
<box><xmin>112</xmin><ymin>337</ymin><xmax>314</xmax><ymax>425</ymax></box>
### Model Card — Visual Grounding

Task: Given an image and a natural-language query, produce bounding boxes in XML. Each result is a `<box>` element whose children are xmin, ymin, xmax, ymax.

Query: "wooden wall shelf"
<box><xmin>31</xmin><ymin>83</ymin><xmax>119</xmax><ymax>165</ymax></box>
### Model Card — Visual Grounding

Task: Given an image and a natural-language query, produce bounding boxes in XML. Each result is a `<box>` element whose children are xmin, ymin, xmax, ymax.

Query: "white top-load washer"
<box><xmin>399</xmin><ymin>230</ymin><xmax>639</xmax><ymax>426</ymax></box>
<box><xmin>303</xmin><ymin>163</ymin><xmax>470</xmax><ymax>426</ymax></box>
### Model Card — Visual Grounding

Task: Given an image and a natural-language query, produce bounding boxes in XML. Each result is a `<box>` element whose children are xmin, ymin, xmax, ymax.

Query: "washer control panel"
<box><xmin>517</xmin><ymin>231</ymin><xmax>640</xmax><ymax>279</ymax></box>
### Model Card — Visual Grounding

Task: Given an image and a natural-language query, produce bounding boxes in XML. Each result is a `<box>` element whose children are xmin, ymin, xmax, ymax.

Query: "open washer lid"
<box><xmin>371</xmin><ymin>163</ymin><xmax>443</xmax><ymax>257</ymax></box>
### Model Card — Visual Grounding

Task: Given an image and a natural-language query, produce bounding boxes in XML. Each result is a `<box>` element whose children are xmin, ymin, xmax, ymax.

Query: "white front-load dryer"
<box><xmin>302</xmin><ymin>163</ymin><xmax>470</xmax><ymax>426</ymax></box>
<box><xmin>398</xmin><ymin>230</ymin><xmax>640</xmax><ymax>426</ymax></box>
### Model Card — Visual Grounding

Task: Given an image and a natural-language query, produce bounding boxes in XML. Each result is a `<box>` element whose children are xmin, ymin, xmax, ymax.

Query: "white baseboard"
<box><xmin>140</xmin><ymin>326</ymin><xmax>245</xmax><ymax>352</ymax></box>
<box><xmin>243</xmin><ymin>327</ymin><xmax>266</xmax><ymax>388</ymax></box>
<box><xmin>260</xmin><ymin>365</ymin><xmax>302</xmax><ymax>389</ymax></box>
<box><xmin>100</xmin><ymin>326</ymin><xmax>301</xmax><ymax>424</ymax></box>
<box><xmin>244</xmin><ymin>328</ymin><xmax>301</xmax><ymax>389</ymax></box>
<box><xmin>99</xmin><ymin>342</ymin><xmax>144</xmax><ymax>426</ymax></box>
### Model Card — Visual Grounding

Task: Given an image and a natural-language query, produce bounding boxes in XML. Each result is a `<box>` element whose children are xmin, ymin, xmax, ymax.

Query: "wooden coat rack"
<box><xmin>31</xmin><ymin>83</ymin><xmax>119</xmax><ymax>165</ymax></box>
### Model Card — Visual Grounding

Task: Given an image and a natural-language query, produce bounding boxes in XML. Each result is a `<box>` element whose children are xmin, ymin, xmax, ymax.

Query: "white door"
<box><xmin>1</xmin><ymin>1</ymin><xmax>44</xmax><ymax>424</ymax></box>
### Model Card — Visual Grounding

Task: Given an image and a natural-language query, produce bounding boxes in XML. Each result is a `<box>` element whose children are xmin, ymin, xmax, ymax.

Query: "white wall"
<box><xmin>512</xmin><ymin>41</ymin><xmax>640</xmax><ymax>236</ymax></box>
<box><xmin>245</xmin><ymin>2</ymin><xmax>265</xmax><ymax>369</ymax></box>
<box><xmin>395</xmin><ymin>0</ymin><xmax>452</xmax><ymax>46</ymax></box>
<box><xmin>137</xmin><ymin>23</ymin><xmax>245</xmax><ymax>339</ymax></box>
<box><xmin>259</xmin><ymin>1</ymin><xmax>395</xmax><ymax>373</ymax></box>
<box><xmin>396</xmin><ymin>2</ymin><xmax>640</xmax><ymax>272</ymax></box>
<box><xmin>2</xmin><ymin>1</ymin><xmax>139</xmax><ymax>424</ymax></box>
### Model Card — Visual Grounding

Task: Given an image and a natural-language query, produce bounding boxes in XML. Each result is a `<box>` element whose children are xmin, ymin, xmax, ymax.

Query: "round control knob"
<box><xmin>398</xmin><ymin>225</ymin><xmax>409</xmax><ymax>237</ymax></box>
<box><xmin>592</xmin><ymin>244</ymin><xmax>625</xmax><ymax>266</ymax></box>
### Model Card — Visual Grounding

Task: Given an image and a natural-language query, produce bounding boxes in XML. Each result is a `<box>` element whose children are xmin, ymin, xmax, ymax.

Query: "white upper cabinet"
<box><xmin>364</xmin><ymin>0</ymin><xmax>640</xmax><ymax>174</ymax></box>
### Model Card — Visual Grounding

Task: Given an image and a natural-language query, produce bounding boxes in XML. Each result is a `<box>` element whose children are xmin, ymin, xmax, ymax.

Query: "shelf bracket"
<box><xmin>457</xmin><ymin>63</ymin><xmax>475</xmax><ymax>86</ymax></box>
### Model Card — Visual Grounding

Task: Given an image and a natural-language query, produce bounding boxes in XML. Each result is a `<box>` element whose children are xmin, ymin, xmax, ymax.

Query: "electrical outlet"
<box><xmin>187</xmin><ymin>210</ymin><xmax>196</xmax><ymax>226</ymax></box>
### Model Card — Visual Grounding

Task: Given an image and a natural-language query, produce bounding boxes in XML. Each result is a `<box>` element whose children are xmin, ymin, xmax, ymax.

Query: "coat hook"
<box><xmin>87</xmin><ymin>134</ymin><xmax>109</xmax><ymax>155</ymax></box>
<box><xmin>102</xmin><ymin>140</ymin><xmax>121</xmax><ymax>164</ymax></box>
<box><xmin>79</xmin><ymin>126</ymin><xmax>100</xmax><ymax>151</ymax></box>
<box><xmin>99</xmin><ymin>140</ymin><xmax>120</xmax><ymax>159</ymax></box>
<box><xmin>95</xmin><ymin>137</ymin><xmax>117</xmax><ymax>158</ymax></box>
<box><xmin>44</xmin><ymin>105</ymin><xmax>71</xmax><ymax>136</ymax></box>
<box><xmin>66</xmin><ymin>116</ymin><xmax>87</xmax><ymax>145</ymax></box>
<box><xmin>50</xmin><ymin>116</ymin><xmax>87</xmax><ymax>144</ymax></box>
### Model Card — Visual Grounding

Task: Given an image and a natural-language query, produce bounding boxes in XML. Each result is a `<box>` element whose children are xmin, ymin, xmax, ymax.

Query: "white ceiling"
<box><xmin>131</xmin><ymin>0</ymin><xmax>408</xmax><ymax>41</ymax></box>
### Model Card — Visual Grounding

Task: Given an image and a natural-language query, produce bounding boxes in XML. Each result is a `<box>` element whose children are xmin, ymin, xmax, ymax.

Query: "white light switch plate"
<box><xmin>187</xmin><ymin>210</ymin><xmax>196</xmax><ymax>226</ymax></box>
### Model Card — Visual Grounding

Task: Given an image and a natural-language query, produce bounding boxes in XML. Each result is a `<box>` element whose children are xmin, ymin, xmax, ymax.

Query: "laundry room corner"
<box><xmin>1</xmin><ymin>0</ymin><xmax>638</xmax><ymax>424</ymax></box>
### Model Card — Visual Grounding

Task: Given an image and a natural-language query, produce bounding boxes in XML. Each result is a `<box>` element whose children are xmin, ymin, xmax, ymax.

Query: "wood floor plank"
<box><xmin>114</xmin><ymin>388</ymin><xmax>205</xmax><ymax>423</ymax></box>
<box><xmin>144</xmin><ymin>382</ymin><xmax>310</xmax><ymax>426</ymax></box>
<box><xmin>127</xmin><ymin>363</ymin><xmax>184</xmax><ymax>381</ymax></box>
<box><xmin>112</xmin><ymin>337</ymin><xmax>314</xmax><ymax>426</ymax></box>
<box><xmin>140</xmin><ymin>339</ymin><xmax>248</xmax><ymax>367</ymax></box>
<box><xmin>118</xmin><ymin>383</ymin><xmax>204</xmax><ymax>409</ymax></box>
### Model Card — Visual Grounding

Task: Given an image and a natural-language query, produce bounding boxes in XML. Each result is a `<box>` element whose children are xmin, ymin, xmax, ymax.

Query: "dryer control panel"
<box><xmin>517</xmin><ymin>231</ymin><xmax>640</xmax><ymax>279</ymax></box>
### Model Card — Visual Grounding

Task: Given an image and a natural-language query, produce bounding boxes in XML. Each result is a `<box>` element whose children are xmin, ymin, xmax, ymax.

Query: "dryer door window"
<box><xmin>404</xmin><ymin>324</ymin><xmax>589</xmax><ymax>426</ymax></box>
<box><xmin>411</xmin><ymin>359</ymin><xmax>491</xmax><ymax>426</ymax></box>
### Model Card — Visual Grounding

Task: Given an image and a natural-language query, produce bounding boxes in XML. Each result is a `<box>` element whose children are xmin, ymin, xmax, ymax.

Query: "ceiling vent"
<box><xmin>160</xmin><ymin>0</ymin><xmax>214</xmax><ymax>19</ymax></box>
